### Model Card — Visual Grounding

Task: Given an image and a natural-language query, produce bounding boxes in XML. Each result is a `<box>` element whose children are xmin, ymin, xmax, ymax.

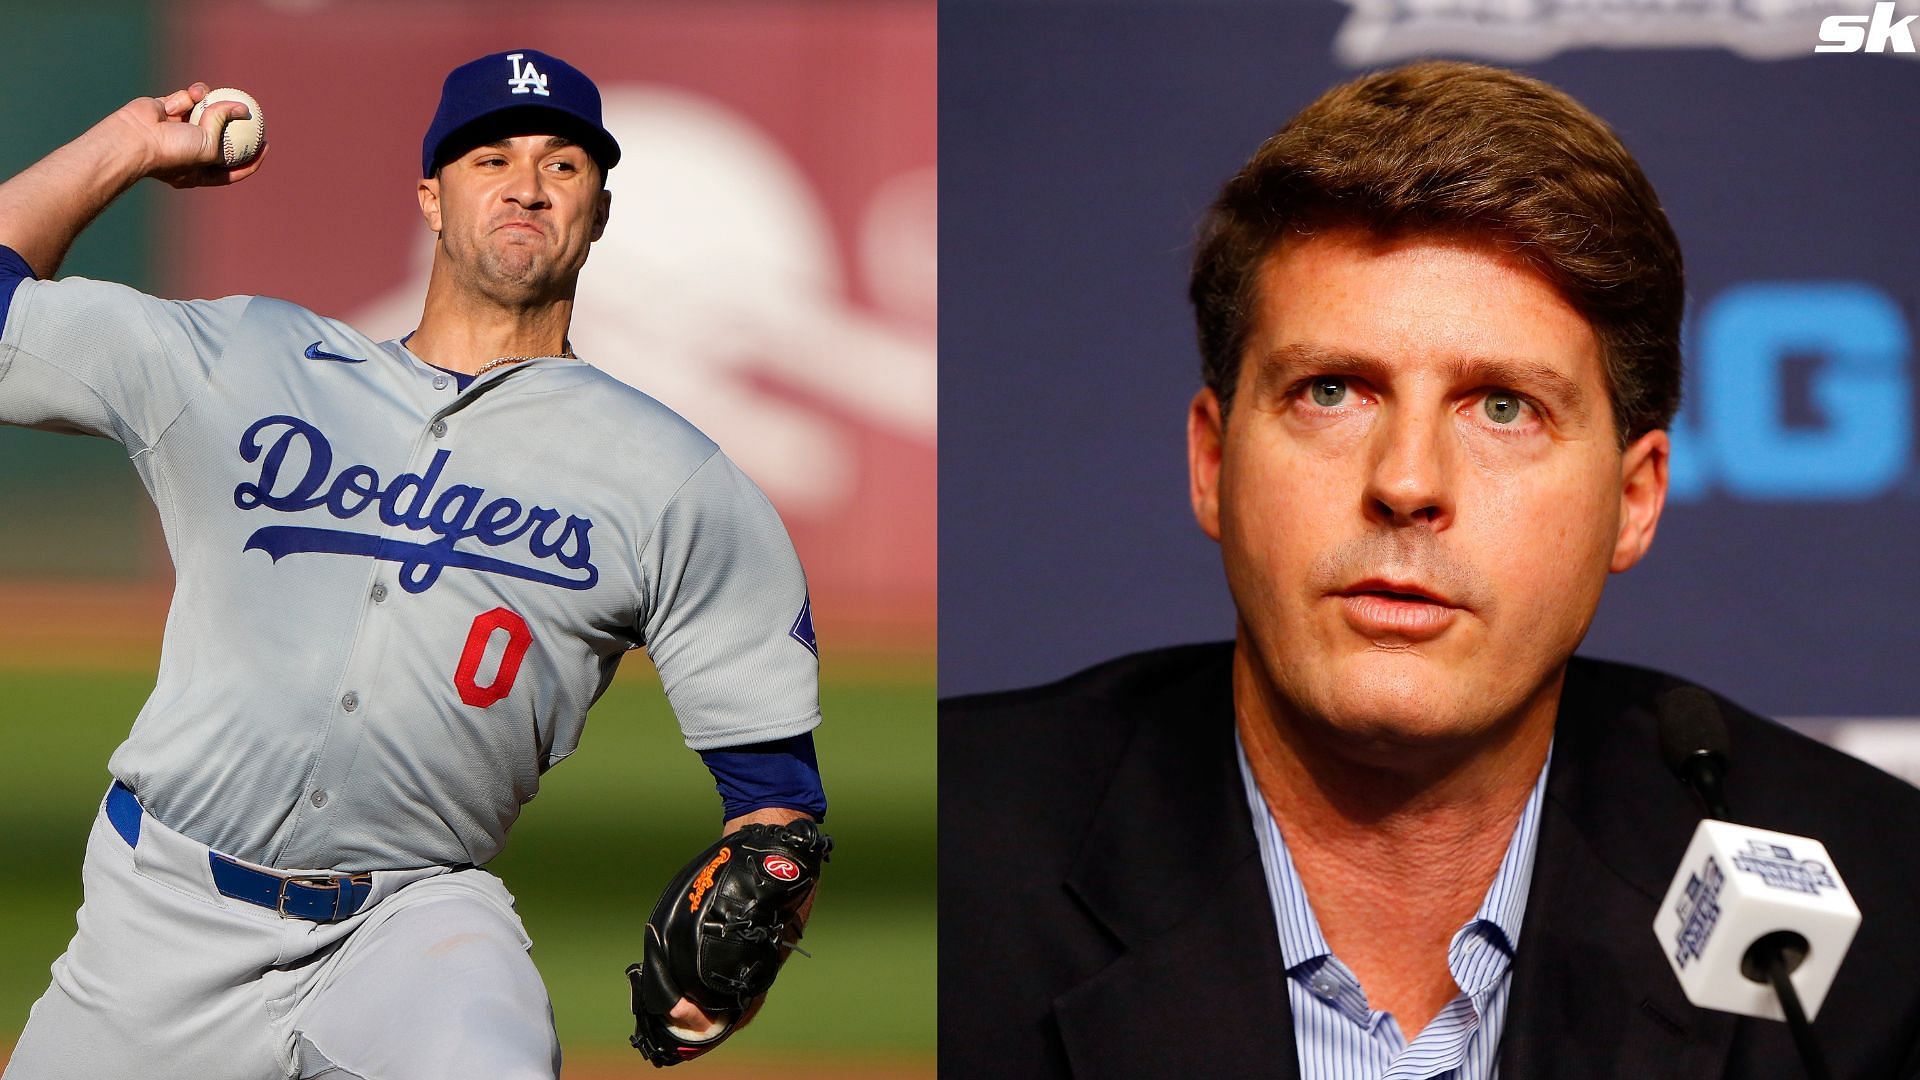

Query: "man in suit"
<box><xmin>940</xmin><ymin>60</ymin><xmax>1920</xmax><ymax>1078</ymax></box>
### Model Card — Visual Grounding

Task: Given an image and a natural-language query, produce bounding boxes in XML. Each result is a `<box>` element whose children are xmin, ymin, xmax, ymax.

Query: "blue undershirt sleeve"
<box><xmin>0</xmin><ymin>245</ymin><xmax>38</xmax><ymax>340</ymax></box>
<box><xmin>698</xmin><ymin>732</ymin><xmax>827</xmax><ymax>823</ymax></box>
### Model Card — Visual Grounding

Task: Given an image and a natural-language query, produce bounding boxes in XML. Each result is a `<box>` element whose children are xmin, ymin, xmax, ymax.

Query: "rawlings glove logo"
<box><xmin>686</xmin><ymin>848</ymin><xmax>732</xmax><ymax>911</ymax></box>
<box><xmin>233</xmin><ymin>414</ymin><xmax>598</xmax><ymax>593</ymax></box>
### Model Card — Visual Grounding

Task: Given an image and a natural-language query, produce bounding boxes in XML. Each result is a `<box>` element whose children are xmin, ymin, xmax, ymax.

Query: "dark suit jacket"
<box><xmin>939</xmin><ymin>644</ymin><xmax>1920</xmax><ymax>1079</ymax></box>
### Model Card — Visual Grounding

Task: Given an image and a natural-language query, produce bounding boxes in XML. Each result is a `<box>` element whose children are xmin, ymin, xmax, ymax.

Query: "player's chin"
<box><xmin>474</xmin><ymin>254</ymin><xmax>554</xmax><ymax>295</ymax></box>
<box><xmin>481</xmin><ymin>240</ymin><xmax>540</xmax><ymax>267</ymax></box>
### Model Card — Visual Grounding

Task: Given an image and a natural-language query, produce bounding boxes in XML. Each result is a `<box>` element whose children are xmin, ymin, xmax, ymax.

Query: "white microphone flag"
<box><xmin>1653</xmin><ymin>819</ymin><xmax>1860</xmax><ymax>1021</ymax></box>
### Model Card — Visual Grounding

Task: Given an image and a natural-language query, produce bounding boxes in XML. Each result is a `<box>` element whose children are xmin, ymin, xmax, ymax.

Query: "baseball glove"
<box><xmin>627</xmin><ymin>818</ymin><xmax>832</xmax><ymax>1067</ymax></box>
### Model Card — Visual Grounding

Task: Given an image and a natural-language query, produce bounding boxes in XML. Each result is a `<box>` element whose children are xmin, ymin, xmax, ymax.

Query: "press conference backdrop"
<box><xmin>0</xmin><ymin>1</ymin><xmax>934</xmax><ymax>1072</ymax></box>
<box><xmin>940</xmin><ymin>0</ymin><xmax>1920</xmax><ymax>781</ymax></box>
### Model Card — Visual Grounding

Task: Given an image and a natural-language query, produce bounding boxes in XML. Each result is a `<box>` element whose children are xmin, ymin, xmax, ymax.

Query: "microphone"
<box><xmin>1651</xmin><ymin>688</ymin><xmax>1859</xmax><ymax>1080</ymax></box>
<box><xmin>1658</xmin><ymin>686</ymin><xmax>1731</xmax><ymax>820</ymax></box>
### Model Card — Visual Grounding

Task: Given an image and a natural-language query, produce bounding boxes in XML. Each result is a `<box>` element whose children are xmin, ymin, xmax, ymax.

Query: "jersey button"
<box><xmin>310</xmin><ymin>790</ymin><xmax>329</xmax><ymax>808</ymax></box>
<box><xmin>430</xmin><ymin>420</ymin><xmax>448</xmax><ymax>438</ymax></box>
<box><xmin>342</xmin><ymin>691</ymin><xmax>359</xmax><ymax>712</ymax></box>
<box><xmin>432</xmin><ymin>375</ymin><xmax>449</xmax><ymax>390</ymax></box>
<box><xmin>371</xmin><ymin>583</ymin><xmax>388</xmax><ymax>603</ymax></box>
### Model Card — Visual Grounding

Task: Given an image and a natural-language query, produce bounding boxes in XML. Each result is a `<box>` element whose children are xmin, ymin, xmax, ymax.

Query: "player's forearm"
<box><xmin>0</xmin><ymin>115</ymin><xmax>153</xmax><ymax>279</ymax></box>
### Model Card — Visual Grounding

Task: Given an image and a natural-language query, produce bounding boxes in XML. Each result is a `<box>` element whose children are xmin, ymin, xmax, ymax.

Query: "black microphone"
<box><xmin>1657</xmin><ymin>685</ymin><xmax>1731</xmax><ymax>820</ymax></box>
<box><xmin>1652</xmin><ymin>686</ymin><xmax>1853</xmax><ymax>1080</ymax></box>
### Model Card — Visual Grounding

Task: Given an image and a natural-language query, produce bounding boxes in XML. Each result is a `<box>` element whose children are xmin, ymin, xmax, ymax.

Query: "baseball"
<box><xmin>188</xmin><ymin>87</ymin><xmax>265</xmax><ymax>167</ymax></box>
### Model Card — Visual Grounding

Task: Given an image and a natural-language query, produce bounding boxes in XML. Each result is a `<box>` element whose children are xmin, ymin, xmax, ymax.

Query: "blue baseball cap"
<box><xmin>422</xmin><ymin>49</ymin><xmax>621</xmax><ymax>179</ymax></box>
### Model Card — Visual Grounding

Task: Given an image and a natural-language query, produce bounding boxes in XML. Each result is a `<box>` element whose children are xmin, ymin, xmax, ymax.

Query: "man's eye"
<box><xmin>1308</xmin><ymin>378</ymin><xmax>1348</xmax><ymax>407</ymax></box>
<box><xmin>1483</xmin><ymin>392</ymin><xmax>1527</xmax><ymax>425</ymax></box>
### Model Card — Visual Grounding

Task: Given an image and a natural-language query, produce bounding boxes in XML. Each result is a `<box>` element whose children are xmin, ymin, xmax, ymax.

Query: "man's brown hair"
<box><xmin>1190</xmin><ymin>60</ymin><xmax>1683</xmax><ymax>446</ymax></box>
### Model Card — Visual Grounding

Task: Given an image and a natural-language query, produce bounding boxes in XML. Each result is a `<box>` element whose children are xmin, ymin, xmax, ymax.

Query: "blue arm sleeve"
<box><xmin>699</xmin><ymin>732</ymin><xmax>827</xmax><ymax>823</ymax></box>
<box><xmin>0</xmin><ymin>245</ymin><xmax>38</xmax><ymax>340</ymax></box>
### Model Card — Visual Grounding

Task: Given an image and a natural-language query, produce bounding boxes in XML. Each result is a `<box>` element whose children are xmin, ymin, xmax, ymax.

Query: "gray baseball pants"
<box><xmin>4</xmin><ymin>787</ymin><xmax>561</xmax><ymax>1079</ymax></box>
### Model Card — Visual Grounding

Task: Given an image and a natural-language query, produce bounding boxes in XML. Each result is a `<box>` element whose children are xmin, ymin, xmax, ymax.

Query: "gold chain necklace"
<box><xmin>474</xmin><ymin>346</ymin><xmax>578</xmax><ymax>378</ymax></box>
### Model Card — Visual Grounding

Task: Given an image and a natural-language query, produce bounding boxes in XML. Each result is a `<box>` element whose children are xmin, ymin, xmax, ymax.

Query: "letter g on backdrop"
<box><xmin>1670</xmin><ymin>282</ymin><xmax>1914</xmax><ymax>502</ymax></box>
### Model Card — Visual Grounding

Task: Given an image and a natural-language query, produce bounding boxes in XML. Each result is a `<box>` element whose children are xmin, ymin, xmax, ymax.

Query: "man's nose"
<box><xmin>1364</xmin><ymin>404</ymin><xmax>1453</xmax><ymax>528</ymax></box>
<box><xmin>502</xmin><ymin>164</ymin><xmax>551</xmax><ymax>209</ymax></box>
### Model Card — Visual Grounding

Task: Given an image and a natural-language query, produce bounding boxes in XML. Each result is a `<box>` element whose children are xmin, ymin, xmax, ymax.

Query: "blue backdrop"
<box><xmin>940</xmin><ymin>0</ymin><xmax>1920</xmax><ymax>719</ymax></box>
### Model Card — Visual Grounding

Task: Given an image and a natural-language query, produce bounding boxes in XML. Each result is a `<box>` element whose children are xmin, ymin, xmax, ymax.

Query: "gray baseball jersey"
<box><xmin>0</xmin><ymin>275</ymin><xmax>820</xmax><ymax>872</ymax></box>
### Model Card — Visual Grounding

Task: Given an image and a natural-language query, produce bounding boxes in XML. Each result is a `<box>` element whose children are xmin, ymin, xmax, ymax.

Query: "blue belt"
<box><xmin>106</xmin><ymin>781</ymin><xmax>373</xmax><ymax>923</ymax></box>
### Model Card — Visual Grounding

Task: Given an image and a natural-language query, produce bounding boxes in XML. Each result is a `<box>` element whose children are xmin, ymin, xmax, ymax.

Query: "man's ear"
<box><xmin>1189</xmin><ymin>387</ymin><xmax>1226</xmax><ymax>542</ymax></box>
<box><xmin>1611</xmin><ymin>427</ymin><xmax>1670</xmax><ymax>573</ymax></box>
<box><xmin>418</xmin><ymin>176</ymin><xmax>443</xmax><ymax>234</ymax></box>
<box><xmin>591</xmin><ymin>187</ymin><xmax>611</xmax><ymax>243</ymax></box>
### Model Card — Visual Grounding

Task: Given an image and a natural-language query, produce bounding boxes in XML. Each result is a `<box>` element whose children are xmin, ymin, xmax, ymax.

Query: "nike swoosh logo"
<box><xmin>304</xmin><ymin>341</ymin><xmax>366</xmax><ymax>364</ymax></box>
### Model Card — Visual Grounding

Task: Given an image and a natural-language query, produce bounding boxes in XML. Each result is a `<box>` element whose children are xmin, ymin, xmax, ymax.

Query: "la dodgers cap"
<box><xmin>422</xmin><ymin>49</ymin><xmax>622</xmax><ymax>178</ymax></box>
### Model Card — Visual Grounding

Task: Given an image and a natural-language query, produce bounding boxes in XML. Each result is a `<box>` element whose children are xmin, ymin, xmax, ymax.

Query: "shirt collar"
<box><xmin>1235</xmin><ymin>730</ymin><xmax>1552</xmax><ymax>975</ymax></box>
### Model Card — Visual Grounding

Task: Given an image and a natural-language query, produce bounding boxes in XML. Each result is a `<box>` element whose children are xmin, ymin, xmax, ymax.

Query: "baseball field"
<box><xmin>0</xmin><ymin>618</ymin><xmax>935</xmax><ymax>1077</ymax></box>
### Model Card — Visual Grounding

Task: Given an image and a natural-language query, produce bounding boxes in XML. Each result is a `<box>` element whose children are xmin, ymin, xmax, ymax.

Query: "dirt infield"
<box><xmin>0</xmin><ymin>579</ymin><xmax>170</xmax><ymax>670</ymax></box>
<box><xmin>0</xmin><ymin>578</ymin><xmax>935</xmax><ymax>682</ymax></box>
<box><xmin>566</xmin><ymin>1052</ymin><xmax>934</xmax><ymax>1078</ymax></box>
<box><xmin>0</xmin><ymin>1044</ymin><xmax>935</xmax><ymax>1078</ymax></box>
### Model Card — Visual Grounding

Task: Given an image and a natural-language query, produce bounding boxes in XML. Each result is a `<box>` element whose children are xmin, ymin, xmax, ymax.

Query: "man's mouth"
<box><xmin>1340</xmin><ymin>579</ymin><xmax>1455</xmax><ymax>607</ymax></box>
<box><xmin>1335</xmin><ymin>580</ymin><xmax>1461</xmax><ymax>640</ymax></box>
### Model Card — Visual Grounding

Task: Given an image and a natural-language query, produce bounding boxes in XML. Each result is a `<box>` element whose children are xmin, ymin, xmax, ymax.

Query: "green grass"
<box><xmin>0</xmin><ymin>664</ymin><xmax>934</xmax><ymax>1059</ymax></box>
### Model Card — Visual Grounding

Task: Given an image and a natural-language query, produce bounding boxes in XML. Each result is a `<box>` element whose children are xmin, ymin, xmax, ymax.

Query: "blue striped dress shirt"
<box><xmin>1236</xmin><ymin>735</ymin><xmax>1551</xmax><ymax>1080</ymax></box>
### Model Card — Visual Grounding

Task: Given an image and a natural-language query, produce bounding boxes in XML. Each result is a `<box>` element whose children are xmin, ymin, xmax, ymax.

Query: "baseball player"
<box><xmin>0</xmin><ymin>50</ymin><xmax>828</xmax><ymax>1078</ymax></box>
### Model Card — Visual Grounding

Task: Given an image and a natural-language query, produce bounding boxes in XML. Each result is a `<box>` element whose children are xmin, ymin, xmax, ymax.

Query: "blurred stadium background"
<box><xmin>0</xmin><ymin>1</ymin><xmax>934</xmax><ymax>1074</ymax></box>
<box><xmin>940</xmin><ymin>0</ymin><xmax>1920</xmax><ymax>782</ymax></box>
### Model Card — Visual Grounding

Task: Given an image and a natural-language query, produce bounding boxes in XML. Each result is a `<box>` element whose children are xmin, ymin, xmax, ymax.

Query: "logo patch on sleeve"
<box><xmin>789</xmin><ymin>595</ymin><xmax>818</xmax><ymax>656</ymax></box>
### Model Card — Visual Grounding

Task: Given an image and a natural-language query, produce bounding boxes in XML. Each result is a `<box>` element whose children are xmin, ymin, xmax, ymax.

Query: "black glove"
<box><xmin>627</xmin><ymin>818</ymin><xmax>832</xmax><ymax>1067</ymax></box>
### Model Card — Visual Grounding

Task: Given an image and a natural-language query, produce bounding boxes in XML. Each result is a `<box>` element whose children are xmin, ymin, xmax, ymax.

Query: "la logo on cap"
<box><xmin>506</xmin><ymin>53</ymin><xmax>550</xmax><ymax>97</ymax></box>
